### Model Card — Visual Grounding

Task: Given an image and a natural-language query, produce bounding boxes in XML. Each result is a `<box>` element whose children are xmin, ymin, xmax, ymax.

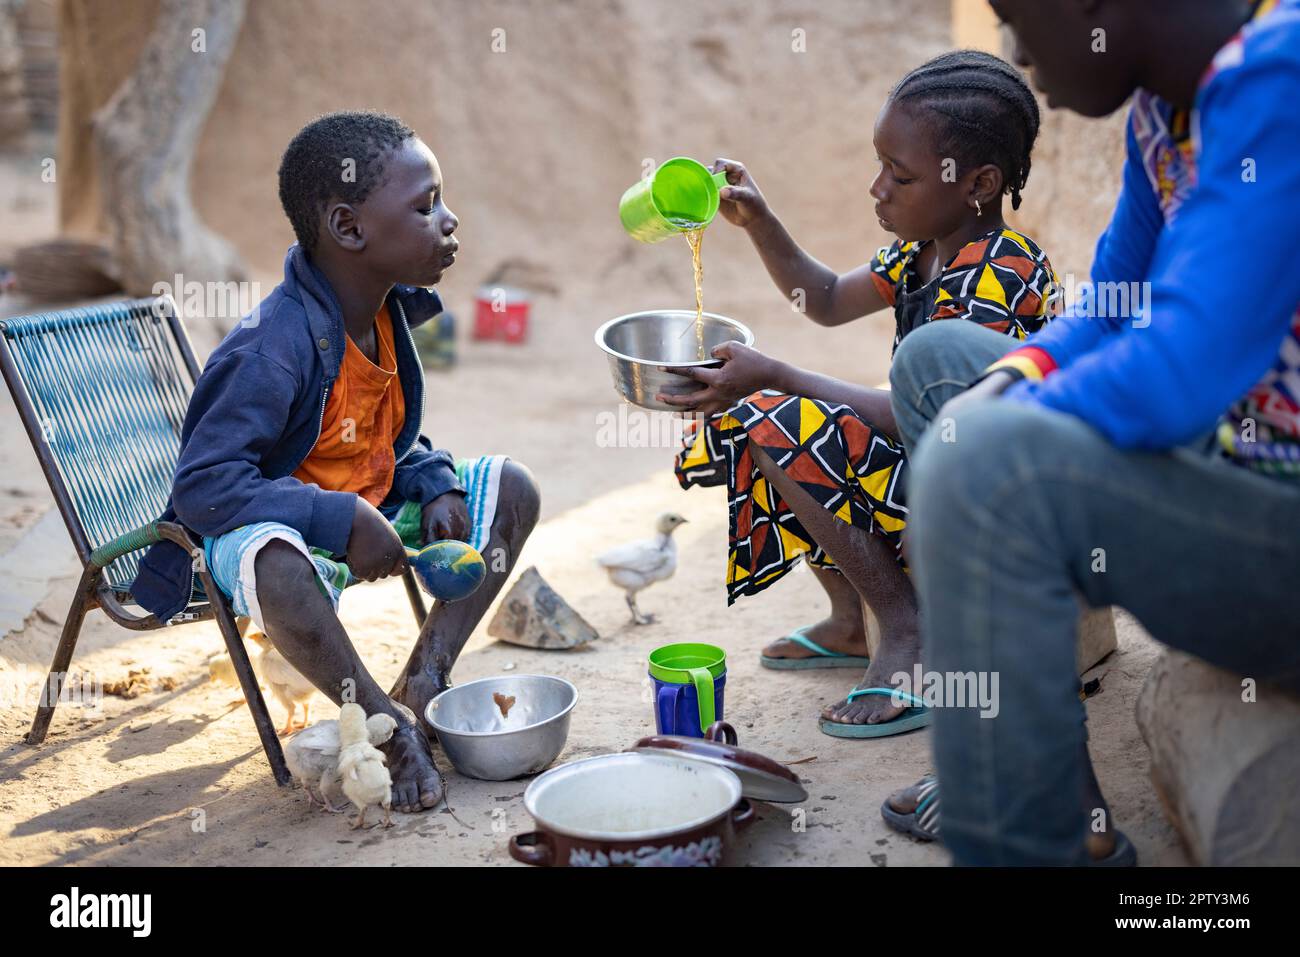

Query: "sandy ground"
<box><xmin>0</xmin><ymin>457</ymin><xmax>1187</xmax><ymax>866</ymax></box>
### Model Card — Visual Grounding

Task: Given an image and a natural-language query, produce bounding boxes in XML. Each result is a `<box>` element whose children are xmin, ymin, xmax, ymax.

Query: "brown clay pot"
<box><xmin>508</xmin><ymin>751</ymin><xmax>754</xmax><ymax>867</ymax></box>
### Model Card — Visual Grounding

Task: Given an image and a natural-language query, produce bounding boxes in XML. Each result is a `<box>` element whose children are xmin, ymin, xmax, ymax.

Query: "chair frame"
<box><xmin>0</xmin><ymin>297</ymin><xmax>428</xmax><ymax>786</ymax></box>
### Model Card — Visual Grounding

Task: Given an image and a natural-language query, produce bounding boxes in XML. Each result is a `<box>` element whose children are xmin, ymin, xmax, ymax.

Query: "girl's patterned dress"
<box><xmin>675</xmin><ymin>227</ymin><xmax>1059</xmax><ymax>603</ymax></box>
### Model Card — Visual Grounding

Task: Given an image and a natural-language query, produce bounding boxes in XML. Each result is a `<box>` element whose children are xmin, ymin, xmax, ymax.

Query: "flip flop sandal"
<box><xmin>819</xmin><ymin>688</ymin><xmax>932</xmax><ymax>738</ymax></box>
<box><xmin>761</xmin><ymin>629</ymin><xmax>872</xmax><ymax>670</ymax></box>
<box><xmin>881</xmin><ymin>775</ymin><xmax>1138</xmax><ymax>866</ymax></box>
<box><xmin>880</xmin><ymin>774</ymin><xmax>940</xmax><ymax>842</ymax></box>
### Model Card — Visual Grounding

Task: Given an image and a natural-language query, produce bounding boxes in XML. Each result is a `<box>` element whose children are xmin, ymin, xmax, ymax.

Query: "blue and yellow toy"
<box><xmin>404</xmin><ymin>540</ymin><xmax>487</xmax><ymax>602</ymax></box>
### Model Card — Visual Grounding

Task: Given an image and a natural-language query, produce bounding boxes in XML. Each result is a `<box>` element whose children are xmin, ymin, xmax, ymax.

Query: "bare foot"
<box><xmin>762</xmin><ymin>615</ymin><xmax>868</xmax><ymax>660</ymax></box>
<box><xmin>382</xmin><ymin>723</ymin><xmax>445</xmax><ymax>813</ymax></box>
<box><xmin>821</xmin><ymin>628</ymin><xmax>921</xmax><ymax>726</ymax></box>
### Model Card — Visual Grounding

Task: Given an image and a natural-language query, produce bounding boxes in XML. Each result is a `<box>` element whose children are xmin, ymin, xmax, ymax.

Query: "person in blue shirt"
<box><xmin>879</xmin><ymin>0</ymin><xmax>1300</xmax><ymax>864</ymax></box>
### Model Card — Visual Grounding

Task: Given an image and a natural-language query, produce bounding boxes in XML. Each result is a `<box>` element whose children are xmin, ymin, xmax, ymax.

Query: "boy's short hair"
<box><xmin>278</xmin><ymin>110</ymin><xmax>415</xmax><ymax>252</ymax></box>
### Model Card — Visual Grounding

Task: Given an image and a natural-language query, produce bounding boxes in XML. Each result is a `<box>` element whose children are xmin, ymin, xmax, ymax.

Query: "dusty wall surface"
<box><xmin>191</xmin><ymin>0</ymin><xmax>956</xmax><ymax>335</ymax></box>
<box><xmin>56</xmin><ymin>0</ymin><xmax>1124</xmax><ymax>340</ymax></box>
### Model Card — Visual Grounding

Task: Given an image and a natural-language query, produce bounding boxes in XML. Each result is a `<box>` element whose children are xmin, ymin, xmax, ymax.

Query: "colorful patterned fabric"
<box><xmin>1125</xmin><ymin>0</ymin><xmax>1300</xmax><ymax>478</ymax></box>
<box><xmin>869</xmin><ymin>228</ymin><xmax>1059</xmax><ymax>351</ymax></box>
<box><xmin>203</xmin><ymin>454</ymin><xmax>505</xmax><ymax>629</ymax></box>
<box><xmin>677</xmin><ymin>392</ymin><xmax>908</xmax><ymax>604</ymax></box>
<box><xmin>677</xmin><ymin>228</ymin><xmax>1058</xmax><ymax>599</ymax></box>
<box><xmin>677</xmin><ymin>230</ymin><xmax>1059</xmax><ymax>598</ymax></box>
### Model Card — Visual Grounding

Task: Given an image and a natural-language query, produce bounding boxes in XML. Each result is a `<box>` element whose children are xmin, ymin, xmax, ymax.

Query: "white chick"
<box><xmin>247</xmin><ymin>629</ymin><xmax>317</xmax><ymax>735</ymax></box>
<box><xmin>336</xmin><ymin>703</ymin><xmax>393</xmax><ymax>829</ymax></box>
<box><xmin>285</xmin><ymin>712</ymin><xmax>399</xmax><ymax>811</ymax></box>
<box><xmin>595</xmin><ymin>512</ymin><xmax>688</xmax><ymax>625</ymax></box>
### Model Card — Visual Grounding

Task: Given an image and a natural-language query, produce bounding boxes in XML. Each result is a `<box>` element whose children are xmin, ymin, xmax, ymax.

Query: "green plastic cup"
<box><xmin>618</xmin><ymin>157</ymin><xmax>731</xmax><ymax>243</ymax></box>
<box><xmin>648</xmin><ymin>642</ymin><xmax>727</xmax><ymax>731</ymax></box>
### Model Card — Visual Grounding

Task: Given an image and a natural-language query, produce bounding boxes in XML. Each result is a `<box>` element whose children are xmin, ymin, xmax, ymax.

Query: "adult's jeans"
<box><xmin>889</xmin><ymin>320</ymin><xmax>1300</xmax><ymax>865</ymax></box>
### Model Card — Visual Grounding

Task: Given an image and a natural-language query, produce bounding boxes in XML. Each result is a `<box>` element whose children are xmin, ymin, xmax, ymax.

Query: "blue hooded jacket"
<box><xmin>132</xmin><ymin>244</ymin><xmax>464</xmax><ymax>622</ymax></box>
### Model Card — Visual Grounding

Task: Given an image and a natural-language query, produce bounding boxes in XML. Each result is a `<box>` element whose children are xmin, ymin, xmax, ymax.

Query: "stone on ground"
<box><xmin>1136</xmin><ymin>649</ymin><xmax>1300</xmax><ymax>865</ymax></box>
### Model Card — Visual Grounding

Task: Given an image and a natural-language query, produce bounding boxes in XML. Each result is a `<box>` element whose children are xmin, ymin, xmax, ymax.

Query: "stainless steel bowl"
<box><xmin>425</xmin><ymin>674</ymin><xmax>577</xmax><ymax>781</ymax></box>
<box><xmin>595</xmin><ymin>310</ymin><xmax>755</xmax><ymax>412</ymax></box>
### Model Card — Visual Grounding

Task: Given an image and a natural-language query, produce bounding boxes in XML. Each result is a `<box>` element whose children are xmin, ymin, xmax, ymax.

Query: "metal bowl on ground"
<box><xmin>425</xmin><ymin>674</ymin><xmax>577</xmax><ymax>781</ymax></box>
<box><xmin>594</xmin><ymin>309</ymin><xmax>755</xmax><ymax>412</ymax></box>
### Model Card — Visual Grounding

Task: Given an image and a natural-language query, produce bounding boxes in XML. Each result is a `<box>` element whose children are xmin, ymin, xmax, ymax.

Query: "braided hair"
<box><xmin>889</xmin><ymin>50</ymin><xmax>1041</xmax><ymax>210</ymax></box>
<box><xmin>278</xmin><ymin>111</ymin><xmax>415</xmax><ymax>251</ymax></box>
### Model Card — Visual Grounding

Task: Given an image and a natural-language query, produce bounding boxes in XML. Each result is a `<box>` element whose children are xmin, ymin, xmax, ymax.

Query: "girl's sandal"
<box><xmin>760</xmin><ymin>629</ymin><xmax>872</xmax><ymax>670</ymax></box>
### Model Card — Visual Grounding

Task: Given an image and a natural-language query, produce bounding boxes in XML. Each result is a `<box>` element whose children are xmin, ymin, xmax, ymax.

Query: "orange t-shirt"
<box><xmin>293</xmin><ymin>304</ymin><xmax>406</xmax><ymax>506</ymax></box>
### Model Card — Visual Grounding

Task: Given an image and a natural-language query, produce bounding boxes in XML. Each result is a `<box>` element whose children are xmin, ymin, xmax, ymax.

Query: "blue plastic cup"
<box><xmin>647</xmin><ymin>642</ymin><xmax>727</xmax><ymax>738</ymax></box>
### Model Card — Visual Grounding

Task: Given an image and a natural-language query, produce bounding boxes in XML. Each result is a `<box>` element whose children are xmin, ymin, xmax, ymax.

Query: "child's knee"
<box><xmin>891</xmin><ymin>321</ymin><xmax>958</xmax><ymax>398</ymax></box>
<box><xmin>253</xmin><ymin>539</ymin><xmax>320</xmax><ymax>596</ymax></box>
<box><xmin>496</xmin><ymin>459</ymin><xmax>541</xmax><ymax>532</ymax></box>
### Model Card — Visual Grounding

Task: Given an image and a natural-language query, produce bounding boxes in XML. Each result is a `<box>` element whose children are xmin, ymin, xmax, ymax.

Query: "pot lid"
<box><xmin>630</xmin><ymin>723</ymin><xmax>808</xmax><ymax>804</ymax></box>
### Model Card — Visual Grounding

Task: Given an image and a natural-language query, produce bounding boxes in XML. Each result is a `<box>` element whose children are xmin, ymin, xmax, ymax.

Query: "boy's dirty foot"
<box><xmin>383</xmin><ymin>723</ymin><xmax>445</xmax><ymax>813</ymax></box>
<box><xmin>762</xmin><ymin>615</ymin><xmax>868</xmax><ymax>660</ymax></box>
<box><xmin>390</xmin><ymin>669</ymin><xmax>450</xmax><ymax>738</ymax></box>
<box><xmin>821</xmin><ymin>629</ymin><xmax>921</xmax><ymax>725</ymax></box>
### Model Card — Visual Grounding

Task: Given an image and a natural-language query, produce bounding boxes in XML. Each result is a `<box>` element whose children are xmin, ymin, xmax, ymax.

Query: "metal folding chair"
<box><xmin>0</xmin><ymin>296</ymin><xmax>427</xmax><ymax>785</ymax></box>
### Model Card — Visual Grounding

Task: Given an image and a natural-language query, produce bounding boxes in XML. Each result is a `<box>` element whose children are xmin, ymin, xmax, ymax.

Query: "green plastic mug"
<box><xmin>648</xmin><ymin>642</ymin><xmax>727</xmax><ymax>734</ymax></box>
<box><xmin>619</xmin><ymin>157</ymin><xmax>730</xmax><ymax>243</ymax></box>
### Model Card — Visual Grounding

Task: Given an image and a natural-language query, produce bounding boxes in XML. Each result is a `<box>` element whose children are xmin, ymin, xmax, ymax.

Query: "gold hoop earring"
<box><xmin>975</xmin><ymin>199</ymin><xmax>983</xmax><ymax>217</ymax></box>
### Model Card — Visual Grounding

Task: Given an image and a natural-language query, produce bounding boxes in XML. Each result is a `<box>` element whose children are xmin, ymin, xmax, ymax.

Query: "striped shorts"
<box><xmin>203</xmin><ymin>454</ymin><xmax>506</xmax><ymax>630</ymax></box>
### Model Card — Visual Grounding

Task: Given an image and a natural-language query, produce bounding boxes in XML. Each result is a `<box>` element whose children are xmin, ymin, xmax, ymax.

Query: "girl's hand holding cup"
<box><xmin>710</xmin><ymin>158</ymin><xmax>772</xmax><ymax>231</ymax></box>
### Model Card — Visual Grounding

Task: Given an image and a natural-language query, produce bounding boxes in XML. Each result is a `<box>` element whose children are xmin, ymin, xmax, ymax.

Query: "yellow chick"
<box><xmin>247</xmin><ymin>630</ymin><xmax>317</xmax><ymax>735</ymax></box>
<box><xmin>207</xmin><ymin>650</ymin><xmax>253</xmax><ymax>708</ymax></box>
<box><xmin>207</xmin><ymin>651</ymin><xmax>239</xmax><ymax>686</ymax></box>
<box><xmin>337</xmin><ymin>703</ymin><xmax>393</xmax><ymax>829</ymax></box>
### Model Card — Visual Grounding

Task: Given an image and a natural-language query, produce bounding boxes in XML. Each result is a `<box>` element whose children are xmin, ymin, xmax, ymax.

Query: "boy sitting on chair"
<box><xmin>134</xmin><ymin>111</ymin><xmax>540</xmax><ymax>814</ymax></box>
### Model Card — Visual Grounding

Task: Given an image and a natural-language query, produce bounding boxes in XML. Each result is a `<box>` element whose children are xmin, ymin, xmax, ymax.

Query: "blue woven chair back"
<box><xmin>2</xmin><ymin>298</ymin><xmax>195</xmax><ymax>591</ymax></box>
